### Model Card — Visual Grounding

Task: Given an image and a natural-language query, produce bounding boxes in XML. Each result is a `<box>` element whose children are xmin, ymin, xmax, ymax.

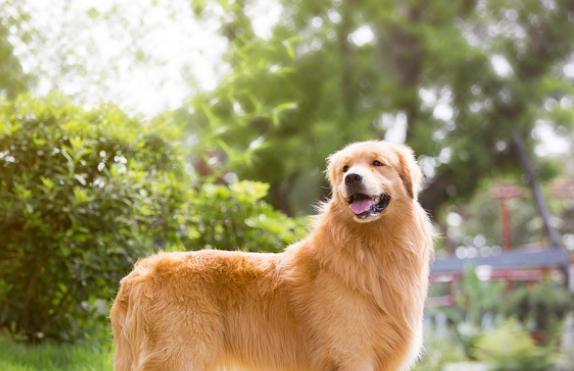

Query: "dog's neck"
<box><xmin>304</xmin><ymin>198</ymin><xmax>432</xmax><ymax>328</ymax></box>
<box><xmin>313</xmin><ymin>198</ymin><xmax>419</xmax><ymax>246</ymax></box>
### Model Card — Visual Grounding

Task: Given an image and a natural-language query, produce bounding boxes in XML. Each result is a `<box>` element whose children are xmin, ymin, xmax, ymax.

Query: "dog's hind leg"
<box><xmin>135</xmin><ymin>307</ymin><xmax>224</xmax><ymax>371</ymax></box>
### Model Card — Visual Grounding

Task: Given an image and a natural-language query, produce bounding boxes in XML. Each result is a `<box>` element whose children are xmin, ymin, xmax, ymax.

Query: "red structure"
<box><xmin>552</xmin><ymin>179</ymin><xmax>574</xmax><ymax>198</ymax></box>
<box><xmin>491</xmin><ymin>184</ymin><xmax>524</xmax><ymax>250</ymax></box>
<box><xmin>428</xmin><ymin>181</ymin><xmax>574</xmax><ymax>307</ymax></box>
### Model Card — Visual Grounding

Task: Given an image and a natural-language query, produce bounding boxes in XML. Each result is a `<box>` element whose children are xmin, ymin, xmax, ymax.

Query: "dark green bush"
<box><xmin>0</xmin><ymin>94</ymin><xmax>186</xmax><ymax>342</ymax></box>
<box><xmin>0</xmin><ymin>94</ymin><xmax>307</xmax><ymax>342</ymax></box>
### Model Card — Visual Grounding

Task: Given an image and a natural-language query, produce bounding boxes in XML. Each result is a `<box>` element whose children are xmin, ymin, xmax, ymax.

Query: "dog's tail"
<box><xmin>110</xmin><ymin>268</ymin><xmax>149</xmax><ymax>371</ymax></box>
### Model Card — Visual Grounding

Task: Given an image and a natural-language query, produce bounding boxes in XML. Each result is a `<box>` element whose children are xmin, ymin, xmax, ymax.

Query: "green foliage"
<box><xmin>474</xmin><ymin>319</ymin><xmax>554</xmax><ymax>371</ymax></box>
<box><xmin>0</xmin><ymin>2</ymin><xmax>31</xmax><ymax>97</ymax></box>
<box><xmin>413</xmin><ymin>338</ymin><xmax>468</xmax><ymax>371</ymax></box>
<box><xmin>184</xmin><ymin>0</ymin><xmax>574</xmax><ymax>216</ymax></box>
<box><xmin>425</xmin><ymin>275</ymin><xmax>573</xmax><ymax>368</ymax></box>
<box><xmin>3</xmin><ymin>0</ymin><xmax>574</xmax><ymax>219</ymax></box>
<box><xmin>179</xmin><ymin>181</ymin><xmax>307</xmax><ymax>253</ymax></box>
<box><xmin>0</xmin><ymin>94</ymin><xmax>307</xmax><ymax>343</ymax></box>
<box><xmin>504</xmin><ymin>283</ymin><xmax>574</xmax><ymax>342</ymax></box>
<box><xmin>0</xmin><ymin>94</ymin><xmax>186</xmax><ymax>342</ymax></box>
<box><xmin>434</xmin><ymin>268</ymin><xmax>506</xmax><ymax>357</ymax></box>
<box><xmin>455</xmin><ymin>268</ymin><xmax>506</xmax><ymax>326</ymax></box>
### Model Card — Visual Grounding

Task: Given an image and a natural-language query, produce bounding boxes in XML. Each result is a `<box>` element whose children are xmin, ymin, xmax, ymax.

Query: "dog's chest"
<box><xmin>306</xmin><ymin>272</ymin><xmax>382</xmax><ymax>356</ymax></box>
<box><xmin>303</xmin><ymin>265</ymin><xmax>423</xmax><ymax>364</ymax></box>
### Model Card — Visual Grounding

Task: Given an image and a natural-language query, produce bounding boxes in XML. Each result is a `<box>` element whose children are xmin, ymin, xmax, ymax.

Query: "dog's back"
<box><xmin>111</xmin><ymin>250</ymin><xmax>311</xmax><ymax>371</ymax></box>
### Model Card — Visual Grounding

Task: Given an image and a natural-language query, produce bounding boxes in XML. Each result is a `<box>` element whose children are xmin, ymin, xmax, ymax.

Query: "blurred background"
<box><xmin>1</xmin><ymin>0</ymin><xmax>574</xmax><ymax>370</ymax></box>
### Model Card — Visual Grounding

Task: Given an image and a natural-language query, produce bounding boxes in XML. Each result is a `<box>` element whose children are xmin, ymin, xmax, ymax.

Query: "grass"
<box><xmin>0</xmin><ymin>336</ymin><xmax>112</xmax><ymax>371</ymax></box>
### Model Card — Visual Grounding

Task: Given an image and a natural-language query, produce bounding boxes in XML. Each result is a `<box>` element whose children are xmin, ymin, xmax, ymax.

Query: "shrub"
<box><xmin>0</xmin><ymin>94</ymin><xmax>186</xmax><ymax>342</ymax></box>
<box><xmin>413</xmin><ymin>338</ymin><xmax>468</xmax><ymax>371</ymax></box>
<box><xmin>454</xmin><ymin>267</ymin><xmax>506</xmax><ymax>326</ymax></box>
<box><xmin>177</xmin><ymin>181</ymin><xmax>307</xmax><ymax>253</ymax></box>
<box><xmin>474</xmin><ymin>319</ymin><xmax>554</xmax><ymax>371</ymax></box>
<box><xmin>0</xmin><ymin>94</ymin><xmax>307</xmax><ymax>342</ymax></box>
<box><xmin>439</xmin><ymin>267</ymin><xmax>506</xmax><ymax>357</ymax></box>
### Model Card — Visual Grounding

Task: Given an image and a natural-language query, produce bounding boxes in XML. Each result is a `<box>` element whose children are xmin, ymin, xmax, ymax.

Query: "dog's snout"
<box><xmin>345</xmin><ymin>173</ymin><xmax>362</xmax><ymax>185</ymax></box>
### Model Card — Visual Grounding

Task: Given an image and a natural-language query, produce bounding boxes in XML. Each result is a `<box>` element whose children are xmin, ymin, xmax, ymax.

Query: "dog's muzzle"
<box><xmin>347</xmin><ymin>192</ymin><xmax>391</xmax><ymax>219</ymax></box>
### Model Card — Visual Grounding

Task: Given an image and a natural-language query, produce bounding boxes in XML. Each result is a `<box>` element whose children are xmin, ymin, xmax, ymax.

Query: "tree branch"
<box><xmin>510</xmin><ymin>131</ymin><xmax>563</xmax><ymax>248</ymax></box>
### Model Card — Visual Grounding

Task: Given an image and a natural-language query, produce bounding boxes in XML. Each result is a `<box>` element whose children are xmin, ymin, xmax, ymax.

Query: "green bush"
<box><xmin>177</xmin><ymin>181</ymin><xmax>307</xmax><ymax>253</ymax></box>
<box><xmin>413</xmin><ymin>338</ymin><xmax>468</xmax><ymax>371</ymax></box>
<box><xmin>437</xmin><ymin>268</ymin><xmax>506</xmax><ymax>357</ymax></box>
<box><xmin>0</xmin><ymin>94</ymin><xmax>186</xmax><ymax>342</ymax></box>
<box><xmin>0</xmin><ymin>94</ymin><xmax>307</xmax><ymax>343</ymax></box>
<box><xmin>474</xmin><ymin>319</ymin><xmax>554</xmax><ymax>371</ymax></box>
<box><xmin>454</xmin><ymin>268</ymin><xmax>506</xmax><ymax>326</ymax></box>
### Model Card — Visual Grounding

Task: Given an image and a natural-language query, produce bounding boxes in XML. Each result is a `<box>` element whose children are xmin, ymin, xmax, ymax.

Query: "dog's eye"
<box><xmin>342</xmin><ymin>165</ymin><xmax>349</xmax><ymax>173</ymax></box>
<box><xmin>372</xmin><ymin>160</ymin><xmax>384</xmax><ymax>167</ymax></box>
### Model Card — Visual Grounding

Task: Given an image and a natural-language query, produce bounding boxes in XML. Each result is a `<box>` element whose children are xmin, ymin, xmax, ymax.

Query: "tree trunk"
<box><xmin>511</xmin><ymin>131</ymin><xmax>563</xmax><ymax>248</ymax></box>
<box><xmin>270</xmin><ymin>183</ymin><xmax>293</xmax><ymax>216</ymax></box>
<box><xmin>375</xmin><ymin>3</ymin><xmax>424</xmax><ymax>142</ymax></box>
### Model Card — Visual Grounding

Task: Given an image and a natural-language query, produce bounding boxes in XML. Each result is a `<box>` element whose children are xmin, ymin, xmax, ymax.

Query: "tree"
<box><xmin>0</xmin><ymin>2</ymin><xmax>31</xmax><ymax>96</ymax></box>
<box><xmin>184</xmin><ymin>0</ymin><xmax>574</xmax><ymax>237</ymax></box>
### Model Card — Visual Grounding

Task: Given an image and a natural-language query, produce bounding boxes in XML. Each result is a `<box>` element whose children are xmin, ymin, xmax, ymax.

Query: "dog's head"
<box><xmin>326</xmin><ymin>141</ymin><xmax>422</xmax><ymax>223</ymax></box>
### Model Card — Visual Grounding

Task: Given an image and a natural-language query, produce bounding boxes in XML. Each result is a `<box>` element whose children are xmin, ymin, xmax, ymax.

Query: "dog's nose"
<box><xmin>345</xmin><ymin>173</ymin><xmax>362</xmax><ymax>185</ymax></box>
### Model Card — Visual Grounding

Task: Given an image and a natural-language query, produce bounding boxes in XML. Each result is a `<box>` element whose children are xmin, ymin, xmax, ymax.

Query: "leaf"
<box><xmin>73</xmin><ymin>187</ymin><xmax>94</xmax><ymax>205</ymax></box>
<box><xmin>86</xmin><ymin>7</ymin><xmax>100</xmax><ymax>19</ymax></box>
<box><xmin>230</xmin><ymin>181</ymin><xmax>269</xmax><ymax>202</ymax></box>
<box><xmin>69</xmin><ymin>136</ymin><xmax>86</xmax><ymax>151</ymax></box>
<box><xmin>40</xmin><ymin>177</ymin><xmax>55</xmax><ymax>190</ymax></box>
<box><xmin>283</xmin><ymin>40</ymin><xmax>295</xmax><ymax>59</ymax></box>
<box><xmin>15</xmin><ymin>184</ymin><xmax>31</xmax><ymax>201</ymax></box>
<box><xmin>271</xmin><ymin>102</ymin><xmax>298</xmax><ymax>126</ymax></box>
<box><xmin>190</xmin><ymin>0</ymin><xmax>206</xmax><ymax>15</ymax></box>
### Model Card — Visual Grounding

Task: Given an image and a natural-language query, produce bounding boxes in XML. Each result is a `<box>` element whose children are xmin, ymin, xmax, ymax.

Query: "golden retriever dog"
<box><xmin>111</xmin><ymin>140</ymin><xmax>433</xmax><ymax>371</ymax></box>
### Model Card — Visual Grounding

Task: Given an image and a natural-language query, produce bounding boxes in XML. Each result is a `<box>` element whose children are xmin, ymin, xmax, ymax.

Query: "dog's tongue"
<box><xmin>350</xmin><ymin>198</ymin><xmax>374</xmax><ymax>214</ymax></box>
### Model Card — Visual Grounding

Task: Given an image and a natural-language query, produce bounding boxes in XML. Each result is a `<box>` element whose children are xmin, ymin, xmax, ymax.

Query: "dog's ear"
<box><xmin>325</xmin><ymin>153</ymin><xmax>338</xmax><ymax>188</ymax></box>
<box><xmin>394</xmin><ymin>144</ymin><xmax>422</xmax><ymax>199</ymax></box>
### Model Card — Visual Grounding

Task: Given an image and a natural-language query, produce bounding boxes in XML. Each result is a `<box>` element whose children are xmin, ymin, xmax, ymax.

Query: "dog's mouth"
<box><xmin>347</xmin><ymin>193</ymin><xmax>391</xmax><ymax>219</ymax></box>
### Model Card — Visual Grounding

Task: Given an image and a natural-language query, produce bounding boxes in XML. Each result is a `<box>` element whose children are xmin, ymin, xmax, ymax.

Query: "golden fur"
<box><xmin>110</xmin><ymin>141</ymin><xmax>433</xmax><ymax>371</ymax></box>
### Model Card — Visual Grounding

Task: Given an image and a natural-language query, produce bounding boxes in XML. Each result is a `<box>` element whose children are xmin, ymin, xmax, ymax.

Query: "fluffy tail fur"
<box><xmin>110</xmin><ymin>272</ymin><xmax>148</xmax><ymax>371</ymax></box>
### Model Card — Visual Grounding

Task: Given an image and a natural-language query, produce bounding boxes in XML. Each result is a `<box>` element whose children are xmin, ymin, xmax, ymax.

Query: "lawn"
<box><xmin>0</xmin><ymin>336</ymin><xmax>112</xmax><ymax>371</ymax></box>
